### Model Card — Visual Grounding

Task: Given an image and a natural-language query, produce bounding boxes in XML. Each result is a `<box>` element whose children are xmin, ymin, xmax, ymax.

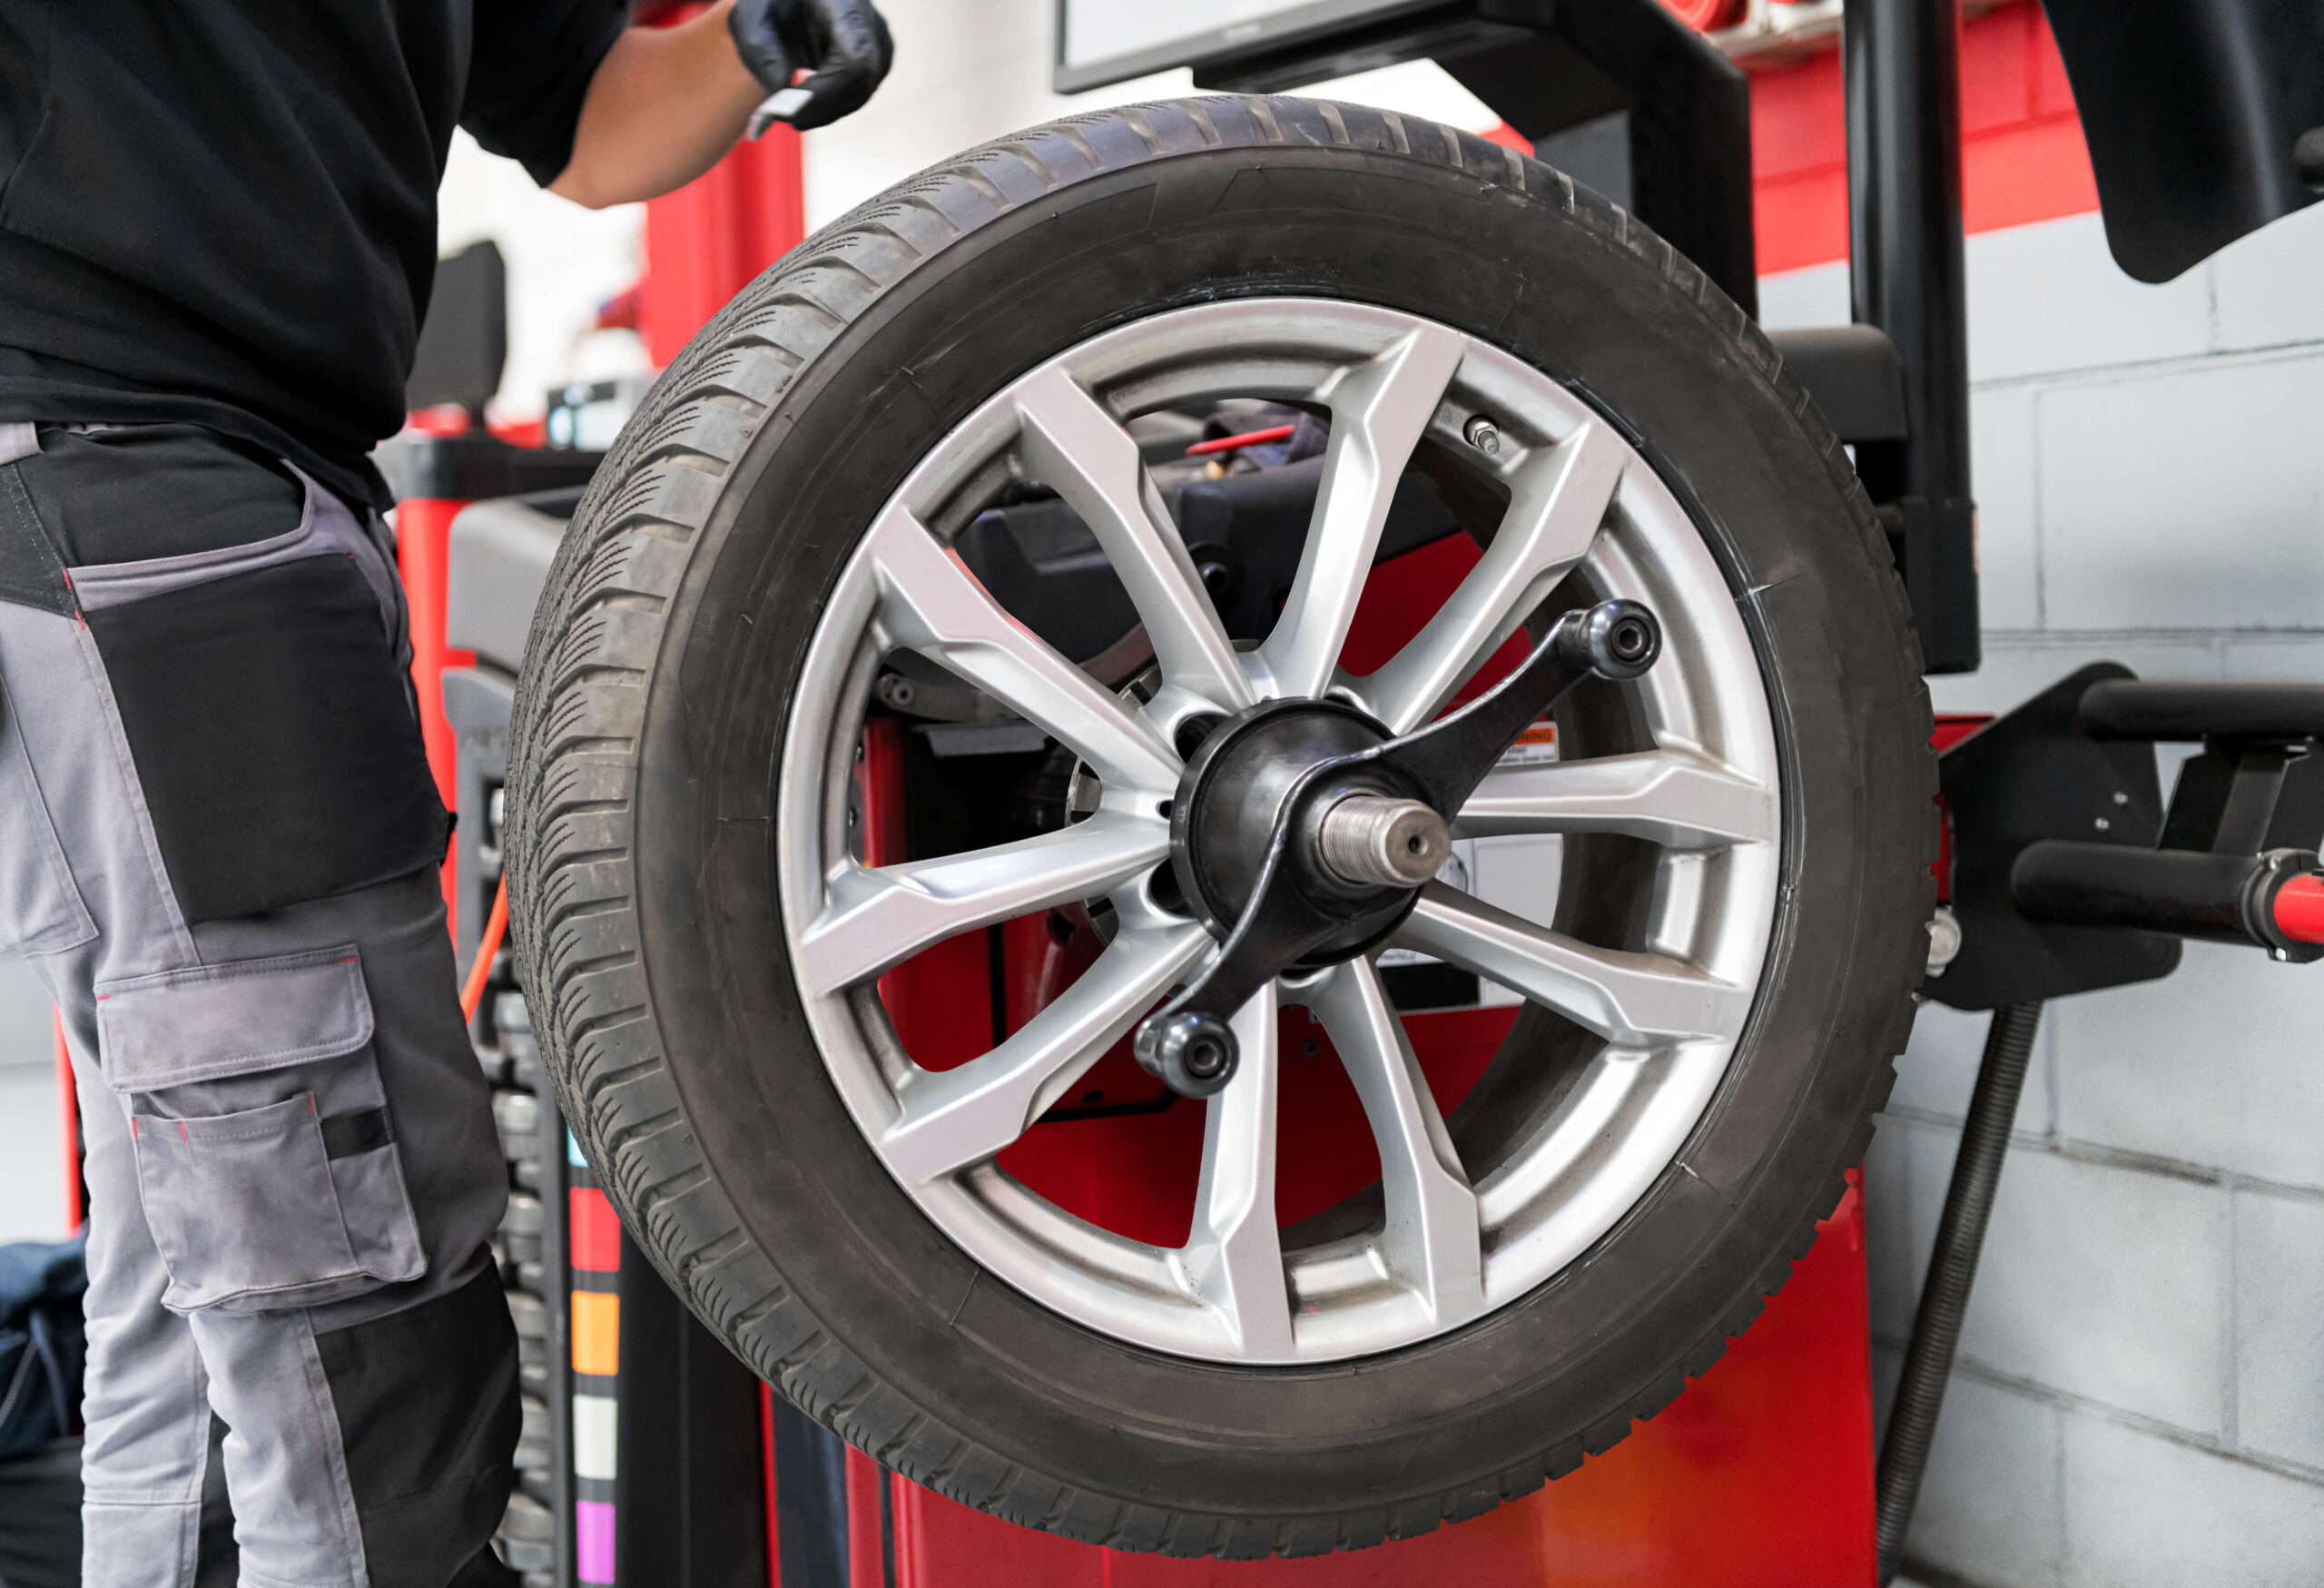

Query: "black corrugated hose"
<box><xmin>1874</xmin><ymin>1000</ymin><xmax>2045</xmax><ymax>1583</ymax></box>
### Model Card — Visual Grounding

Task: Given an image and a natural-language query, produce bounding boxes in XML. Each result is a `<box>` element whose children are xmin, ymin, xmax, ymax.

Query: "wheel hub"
<box><xmin>1169</xmin><ymin>700</ymin><xmax>1427</xmax><ymax>962</ymax></box>
<box><xmin>1137</xmin><ymin>599</ymin><xmax>1667</xmax><ymax>1097</ymax></box>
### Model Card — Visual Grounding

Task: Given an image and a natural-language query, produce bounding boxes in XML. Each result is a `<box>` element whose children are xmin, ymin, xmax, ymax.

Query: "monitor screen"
<box><xmin>1054</xmin><ymin>0</ymin><xmax>1438</xmax><ymax>93</ymax></box>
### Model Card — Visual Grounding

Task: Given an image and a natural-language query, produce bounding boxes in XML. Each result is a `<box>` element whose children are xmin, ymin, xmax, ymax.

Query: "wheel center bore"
<box><xmin>1167</xmin><ymin>699</ymin><xmax>1436</xmax><ymax>965</ymax></box>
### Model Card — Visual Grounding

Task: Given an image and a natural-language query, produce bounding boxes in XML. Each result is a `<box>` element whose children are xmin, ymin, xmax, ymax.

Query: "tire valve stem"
<box><xmin>1463</xmin><ymin>415</ymin><xmax>1502</xmax><ymax>456</ymax></box>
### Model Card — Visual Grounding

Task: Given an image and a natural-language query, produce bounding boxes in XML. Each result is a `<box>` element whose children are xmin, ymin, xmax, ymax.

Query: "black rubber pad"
<box><xmin>85</xmin><ymin>554</ymin><xmax>448</xmax><ymax>922</ymax></box>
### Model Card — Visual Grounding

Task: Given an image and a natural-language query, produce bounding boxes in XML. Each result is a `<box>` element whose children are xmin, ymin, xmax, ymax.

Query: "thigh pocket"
<box><xmin>99</xmin><ymin>946</ymin><xmax>425</xmax><ymax>1314</ymax></box>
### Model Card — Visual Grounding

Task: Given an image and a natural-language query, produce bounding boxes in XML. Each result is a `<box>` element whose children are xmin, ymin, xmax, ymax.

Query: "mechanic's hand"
<box><xmin>729</xmin><ymin>0</ymin><xmax>894</xmax><ymax>136</ymax></box>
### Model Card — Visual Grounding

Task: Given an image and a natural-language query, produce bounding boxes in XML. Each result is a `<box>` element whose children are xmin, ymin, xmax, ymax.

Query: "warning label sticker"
<box><xmin>1497</xmin><ymin>719</ymin><xmax>1558</xmax><ymax>767</ymax></box>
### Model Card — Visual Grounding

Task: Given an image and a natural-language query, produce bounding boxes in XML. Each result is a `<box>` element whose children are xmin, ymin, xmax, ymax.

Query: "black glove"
<box><xmin>729</xmin><ymin>0</ymin><xmax>894</xmax><ymax>135</ymax></box>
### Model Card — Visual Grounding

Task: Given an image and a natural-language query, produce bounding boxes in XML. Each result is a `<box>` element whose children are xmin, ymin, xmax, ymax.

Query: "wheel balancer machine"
<box><xmin>407</xmin><ymin>0</ymin><xmax>2324</xmax><ymax>1582</ymax></box>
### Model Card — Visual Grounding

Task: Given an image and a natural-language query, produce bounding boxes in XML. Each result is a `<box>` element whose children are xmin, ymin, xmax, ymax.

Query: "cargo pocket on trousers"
<box><xmin>0</xmin><ymin>672</ymin><xmax>97</xmax><ymax>957</ymax></box>
<box><xmin>100</xmin><ymin>945</ymin><xmax>425</xmax><ymax>1314</ymax></box>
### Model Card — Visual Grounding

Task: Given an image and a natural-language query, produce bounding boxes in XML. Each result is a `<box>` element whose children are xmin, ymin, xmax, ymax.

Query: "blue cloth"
<box><xmin>0</xmin><ymin>1232</ymin><xmax>86</xmax><ymax>1458</ymax></box>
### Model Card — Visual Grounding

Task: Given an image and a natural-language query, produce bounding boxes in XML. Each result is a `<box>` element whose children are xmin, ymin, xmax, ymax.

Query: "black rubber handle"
<box><xmin>2077</xmin><ymin>680</ymin><xmax>2324</xmax><ymax>743</ymax></box>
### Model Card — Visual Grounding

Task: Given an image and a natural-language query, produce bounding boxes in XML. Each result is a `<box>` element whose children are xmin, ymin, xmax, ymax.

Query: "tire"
<box><xmin>507</xmin><ymin>94</ymin><xmax>1934</xmax><ymax>1556</ymax></box>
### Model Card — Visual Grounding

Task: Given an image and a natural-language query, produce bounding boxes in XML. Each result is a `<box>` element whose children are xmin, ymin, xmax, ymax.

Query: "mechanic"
<box><xmin>0</xmin><ymin>2</ymin><xmax>888</xmax><ymax>1583</ymax></box>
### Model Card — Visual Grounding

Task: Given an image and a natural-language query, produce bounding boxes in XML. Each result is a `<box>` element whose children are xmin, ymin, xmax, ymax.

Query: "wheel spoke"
<box><xmin>798</xmin><ymin>814</ymin><xmax>1166</xmax><ymax>995</ymax></box>
<box><xmin>1306</xmin><ymin>962</ymin><xmax>1483</xmax><ymax>1324</ymax></box>
<box><xmin>1012</xmin><ymin>369</ymin><xmax>1254</xmax><ymax>716</ymax></box>
<box><xmin>863</xmin><ymin>503</ymin><xmax>1178</xmax><ymax>792</ymax></box>
<box><xmin>1394</xmin><ymin>883</ymin><xmax>1751</xmax><ymax>1045</ymax></box>
<box><xmin>1182</xmin><ymin>982</ymin><xmax>1294</xmax><ymax>1356</ymax></box>
<box><xmin>1453</xmin><ymin>746</ymin><xmax>1776</xmax><ymax>849</ymax></box>
<box><xmin>1255</xmin><ymin>325</ymin><xmax>1469</xmax><ymax>700</ymax></box>
<box><xmin>881</xmin><ymin>924</ymin><xmax>1210</xmax><ymax>1184</ymax></box>
<box><xmin>1358</xmin><ymin>422</ymin><xmax>1626</xmax><ymax>733</ymax></box>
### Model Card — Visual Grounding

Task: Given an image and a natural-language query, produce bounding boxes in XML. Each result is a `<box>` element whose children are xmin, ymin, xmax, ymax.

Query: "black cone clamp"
<box><xmin>1133</xmin><ymin>599</ymin><xmax>1662</xmax><ymax>1096</ymax></box>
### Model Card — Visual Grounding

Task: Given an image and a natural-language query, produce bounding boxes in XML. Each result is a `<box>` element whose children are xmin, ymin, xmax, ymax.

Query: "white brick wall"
<box><xmin>1771</xmin><ymin>200</ymin><xmax>2324</xmax><ymax>1584</ymax></box>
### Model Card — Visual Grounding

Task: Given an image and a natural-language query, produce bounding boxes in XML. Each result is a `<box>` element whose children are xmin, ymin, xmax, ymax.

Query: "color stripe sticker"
<box><xmin>568</xmin><ymin>1187</ymin><xmax>622</xmax><ymax>1273</ymax></box>
<box><xmin>575</xmin><ymin>1499</ymin><xmax>615</xmax><ymax>1585</ymax></box>
<box><xmin>573</xmin><ymin>1393</ymin><xmax>618</xmax><ymax>1483</ymax></box>
<box><xmin>572</xmin><ymin>1290</ymin><xmax>620</xmax><ymax>1376</ymax></box>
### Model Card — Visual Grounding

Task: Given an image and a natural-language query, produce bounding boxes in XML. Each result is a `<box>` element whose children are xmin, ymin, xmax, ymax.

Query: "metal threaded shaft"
<box><xmin>1874</xmin><ymin>999</ymin><xmax>2043</xmax><ymax>1583</ymax></box>
<box><xmin>1315</xmin><ymin>795</ymin><xmax>1449</xmax><ymax>888</ymax></box>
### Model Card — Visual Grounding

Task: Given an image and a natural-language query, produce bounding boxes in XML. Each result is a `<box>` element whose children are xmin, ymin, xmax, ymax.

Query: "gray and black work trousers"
<box><xmin>0</xmin><ymin>422</ymin><xmax>519</xmax><ymax>1587</ymax></box>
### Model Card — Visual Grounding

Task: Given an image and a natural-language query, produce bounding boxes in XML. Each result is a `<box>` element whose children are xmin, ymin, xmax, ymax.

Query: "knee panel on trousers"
<box><xmin>314</xmin><ymin>1266</ymin><xmax>522</xmax><ymax>1588</ymax></box>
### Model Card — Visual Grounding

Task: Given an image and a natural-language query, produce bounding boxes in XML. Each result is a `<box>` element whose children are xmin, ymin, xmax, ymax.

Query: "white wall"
<box><xmin>1768</xmin><ymin>202</ymin><xmax>2324</xmax><ymax>1587</ymax></box>
<box><xmin>436</xmin><ymin>132</ymin><xmax>652</xmax><ymax>424</ymax></box>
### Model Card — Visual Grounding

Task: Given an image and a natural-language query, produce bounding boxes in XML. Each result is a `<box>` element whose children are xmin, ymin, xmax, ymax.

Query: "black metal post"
<box><xmin>614</xmin><ymin>1235</ymin><xmax>774</xmax><ymax>1585</ymax></box>
<box><xmin>1876</xmin><ymin>1001</ymin><xmax>2043</xmax><ymax>1581</ymax></box>
<box><xmin>1846</xmin><ymin>0</ymin><xmax>1980</xmax><ymax>675</ymax></box>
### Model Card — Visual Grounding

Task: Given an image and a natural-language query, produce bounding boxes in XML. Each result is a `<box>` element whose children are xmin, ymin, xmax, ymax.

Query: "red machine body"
<box><xmin>396</xmin><ymin>494</ymin><xmax>475</xmax><ymax>814</ymax></box>
<box><xmin>853</xmin><ymin>1186</ymin><xmax>1869</xmax><ymax>1588</ymax></box>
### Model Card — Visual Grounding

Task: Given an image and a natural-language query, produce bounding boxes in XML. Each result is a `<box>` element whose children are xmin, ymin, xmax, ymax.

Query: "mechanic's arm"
<box><xmin>551</xmin><ymin>0</ymin><xmax>891</xmax><ymax>211</ymax></box>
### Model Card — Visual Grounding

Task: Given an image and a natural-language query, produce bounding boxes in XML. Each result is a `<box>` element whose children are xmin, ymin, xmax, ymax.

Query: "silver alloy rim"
<box><xmin>775</xmin><ymin>299</ymin><xmax>1783</xmax><ymax>1364</ymax></box>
